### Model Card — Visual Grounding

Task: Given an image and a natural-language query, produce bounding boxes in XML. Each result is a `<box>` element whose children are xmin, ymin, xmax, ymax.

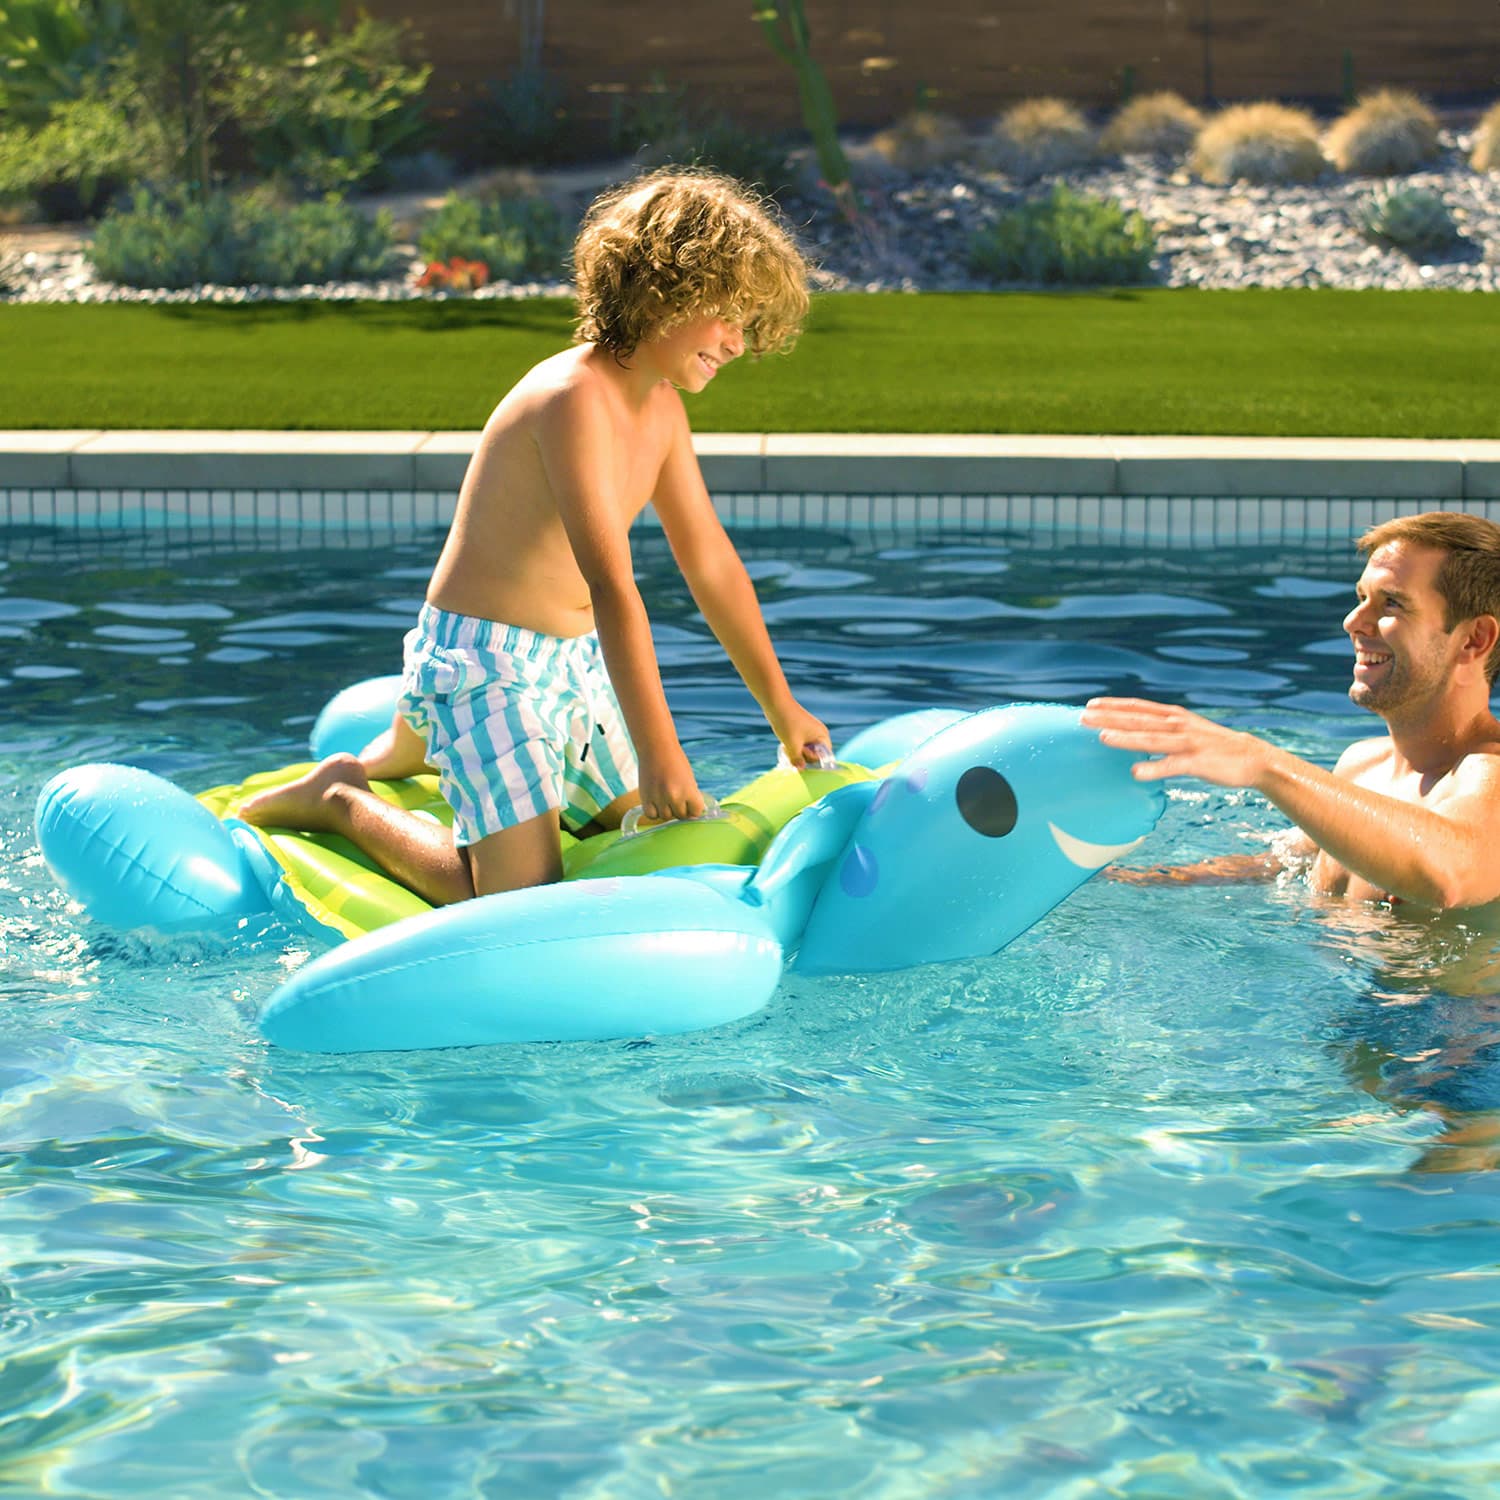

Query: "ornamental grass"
<box><xmin>1472</xmin><ymin>100</ymin><xmax>1500</xmax><ymax>173</ymax></box>
<box><xmin>982</xmin><ymin>98</ymin><xmax>1097</xmax><ymax>180</ymax></box>
<box><xmin>1100</xmin><ymin>91</ymin><xmax>1204</xmax><ymax>160</ymax></box>
<box><xmin>871</xmin><ymin>110</ymin><xmax>970</xmax><ymax>172</ymax></box>
<box><xmin>1325</xmin><ymin>89</ymin><xmax>1442</xmax><ymax>175</ymax></box>
<box><xmin>1190</xmin><ymin>102</ymin><xmax>1328</xmax><ymax>185</ymax></box>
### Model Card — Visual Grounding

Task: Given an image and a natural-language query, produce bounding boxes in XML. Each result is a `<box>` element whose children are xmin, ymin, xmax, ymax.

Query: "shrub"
<box><xmin>1100</xmin><ymin>91</ymin><xmax>1203</xmax><ymax>159</ymax></box>
<box><xmin>1190</xmin><ymin>102</ymin><xmax>1327</xmax><ymax>184</ymax></box>
<box><xmin>1472</xmin><ymin>99</ymin><xmax>1500</xmax><ymax>173</ymax></box>
<box><xmin>89</xmin><ymin>189</ymin><xmax>395</xmax><ymax>289</ymax></box>
<box><xmin>610</xmin><ymin>77</ymin><xmax>792</xmax><ymax>195</ymax></box>
<box><xmin>467</xmin><ymin>66</ymin><xmax>574</xmax><ymax>167</ymax></box>
<box><xmin>968</xmin><ymin>183</ymin><xmax>1156</xmax><ymax>285</ymax></box>
<box><xmin>609</xmin><ymin>75</ymin><xmax>693</xmax><ymax>158</ymax></box>
<box><xmin>0</xmin><ymin>243</ymin><xmax>22</xmax><ymax>295</ymax></box>
<box><xmin>238</xmin><ymin>194</ymin><xmax>398</xmax><ymax>285</ymax></box>
<box><xmin>1355</xmin><ymin>184</ymin><xmax>1462</xmax><ymax>255</ymax></box>
<box><xmin>417</xmin><ymin>190</ymin><xmax>570</xmax><ymax>281</ymax></box>
<box><xmin>227</xmin><ymin>15</ymin><xmax>431</xmax><ymax>195</ymax></box>
<box><xmin>0</xmin><ymin>0</ymin><xmax>132</xmax><ymax>126</ymax></box>
<box><xmin>982</xmin><ymin>98</ymin><xmax>1097</xmax><ymax>180</ymax></box>
<box><xmin>871</xmin><ymin>109</ymin><xmax>969</xmax><ymax>172</ymax></box>
<box><xmin>380</xmin><ymin>149</ymin><xmax>456</xmax><ymax>193</ymax></box>
<box><xmin>1326</xmin><ymin>89</ymin><xmax>1441</xmax><ymax>175</ymax></box>
<box><xmin>0</xmin><ymin>90</ymin><xmax>165</xmax><ymax>219</ymax></box>
<box><xmin>639</xmin><ymin>114</ymin><xmax>794</xmax><ymax>195</ymax></box>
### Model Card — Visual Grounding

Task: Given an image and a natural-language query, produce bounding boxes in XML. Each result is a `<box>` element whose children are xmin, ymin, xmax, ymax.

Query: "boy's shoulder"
<box><xmin>522</xmin><ymin>344</ymin><xmax>688</xmax><ymax>425</ymax></box>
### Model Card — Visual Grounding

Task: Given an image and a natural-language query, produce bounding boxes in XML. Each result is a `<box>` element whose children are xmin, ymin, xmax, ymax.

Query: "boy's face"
<box><xmin>643</xmin><ymin>313</ymin><xmax>747</xmax><ymax>393</ymax></box>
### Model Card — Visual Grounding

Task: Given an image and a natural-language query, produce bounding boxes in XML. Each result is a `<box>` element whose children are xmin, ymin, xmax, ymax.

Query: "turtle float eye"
<box><xmin>955</xmin><ymin>766</ymin><xmax>1018</xmax><ymax>838</ymax></box>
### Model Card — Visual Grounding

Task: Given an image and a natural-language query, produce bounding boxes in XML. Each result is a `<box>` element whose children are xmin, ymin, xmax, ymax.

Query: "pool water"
<box><xmin>4</xmin><ymin>520</ymin><xmax>1500</xmax><ymax>1498</ymax></box>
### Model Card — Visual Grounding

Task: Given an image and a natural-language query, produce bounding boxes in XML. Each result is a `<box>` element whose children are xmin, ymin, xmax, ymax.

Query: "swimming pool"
<box><xmin>5</xmin><ymin>509</ymin><xmax>1500</xmax><ymax>1497</ymax></box>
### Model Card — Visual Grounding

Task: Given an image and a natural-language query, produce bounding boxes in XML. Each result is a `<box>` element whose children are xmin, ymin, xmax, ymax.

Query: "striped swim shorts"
<box><xmin>397</xmin><ymin>603</ymin><xmax>638</xmax><ymax>846</ymax></box>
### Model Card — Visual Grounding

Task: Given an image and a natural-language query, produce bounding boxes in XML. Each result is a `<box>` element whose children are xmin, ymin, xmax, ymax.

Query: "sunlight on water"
<box><xmin>3</xmin><ymin>522</ymin><xmax>1500</xmax><ymax>1497</ymax></box>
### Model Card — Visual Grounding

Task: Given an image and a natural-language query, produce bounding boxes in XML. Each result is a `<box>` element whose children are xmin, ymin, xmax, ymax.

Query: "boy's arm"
<box><xmin>1083</xmin><ymin>696</ymin><xmax>1500</xmax><ymax>909</ymax></box>
<box><xmin>652</xmin><ymin>405</ymin><xmax>831</xmax><ymax>766</ymax></box>
<box><xmin>536</xmin><ymin>387</ymin><xmax>704</xmax><ymax>823</ymax></box>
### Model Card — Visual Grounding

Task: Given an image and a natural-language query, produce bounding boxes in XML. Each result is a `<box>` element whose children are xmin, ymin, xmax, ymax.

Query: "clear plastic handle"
<box><xmin>776</xmin><ymin>741</ymin><xmax>837</xmax><ymax>773</ymax></box>
<box><xmin>620</xmin><ymin>792</ymin><xmax>723</xmax><ymax>839</ymax></box>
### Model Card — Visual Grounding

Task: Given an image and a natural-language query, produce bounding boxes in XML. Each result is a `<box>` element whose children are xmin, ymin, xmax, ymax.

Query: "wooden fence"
<box><xmin>358</xmin><ymin>1</ymin><xmax>1500</xmax><ymax>140</ymax></box>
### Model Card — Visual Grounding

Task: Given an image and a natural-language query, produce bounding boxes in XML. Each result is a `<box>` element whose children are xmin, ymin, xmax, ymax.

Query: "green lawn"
<box><xmin>4</xmin><ymin>289</ymin><xmax>1496</xmax><ymax>436</ymax></box>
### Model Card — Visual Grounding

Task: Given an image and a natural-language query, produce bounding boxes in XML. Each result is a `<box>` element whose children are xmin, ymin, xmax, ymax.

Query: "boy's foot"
<box><xmin>239</xmin><ymin>754</ymin><xmax>370</xmax><ymax>833</ymax></box>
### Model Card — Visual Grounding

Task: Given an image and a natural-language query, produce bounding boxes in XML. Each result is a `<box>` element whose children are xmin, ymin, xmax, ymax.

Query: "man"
<box><xmin>1080</xmin><ymin>511</ymin><xmax>1500</xmax><ymax>910</ymax></box>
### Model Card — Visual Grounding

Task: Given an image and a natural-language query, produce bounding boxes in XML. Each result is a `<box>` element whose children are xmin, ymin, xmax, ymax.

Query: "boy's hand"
<box><xmin>637</xmin><ymin>744</ymin><xmax>707</xmax><ymax>825</ymax></box>
<box><xmin>771</xmin><ymin>703</ymin><xmax>834</xmax><ymax>769</ymax></box>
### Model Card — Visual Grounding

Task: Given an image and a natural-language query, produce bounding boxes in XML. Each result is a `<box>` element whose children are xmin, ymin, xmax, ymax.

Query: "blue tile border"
<box><xmin>6</xmin><ymin>487</ymin><xmax>1497</xmax><ymax>551</ymax></box>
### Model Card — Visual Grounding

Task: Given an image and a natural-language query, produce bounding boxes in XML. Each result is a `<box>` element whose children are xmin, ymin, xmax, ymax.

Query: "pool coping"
<box><xmin>5</xmin><ymin>431</ymin><xmax>1500</xmax><ymax>500</ymax></box>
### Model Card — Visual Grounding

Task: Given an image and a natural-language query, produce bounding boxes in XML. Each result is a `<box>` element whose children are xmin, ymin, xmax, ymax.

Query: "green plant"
<box><xmin>1100</xmin><ymin>91</ymin><xmax>1203</xmax><ymax>160</ymax></box>
<box><xmin>1326</xmin><ymin>89</ymin><xmax>1441</xmax><ymax>175</ymax></box>
<box><xmin>471</xmin><ymin>65</ymin><xmax>571</xmax><ymax>166</ymax></box>
<box><xmin>968</xmin><ymin>183</ymin><xmax>1156</xmax><ymax>286</ymax></box>
<box><xmin>417</xmin><ymin>190</ymin><xmax>569</xmax><ymax>281</ymax></box>
<box><xmin>983</xmin><ymin>98</ymin><xmax>1097</xmax><ymax>180</ymax></box>
<box><xmin>0</xmin><ymin>242</ymin><xmax>22</xmax><ymax>294</ymax></box>
<box><xmin>227</xmin><ymin>14</ymin><xmax>431</xmax><ymax>195</ymax></box>
<box><xmin>0</xmin><ymin>0</ymin><xmax>130</xmax><ymax>124</ymax></box>
<box><xmin>239</xmin><ymin>194</ymin><xmax>396</xmax><ymax>284</ymax></box>
<box><xmin>609</xmin><ymin>75</ymin><xmax>791</xmax><ymax>192</ymax></box>
<box><xmin>88</xmin><ymin>187</ymin><xmax>394</xmax><ymax>288</ymax></box>
<box><xmin>609</xmin><ymin>73</ymin><xmax>692</xmax><ymax>157</ymax></box>
<box><xmin>0</xmin><ymin>87</ymin><xmax>166</xmax><ymax>218</ymax></box>
<box><xmin>1355</xmin><ymin>184</ymin><xmax>1461</xmax><ymax>254</ymax></box>
<box><xmin>116</xmin><ymin>0</ymin><xmax>338</xmax><ymax>199</ymax></box>
<box><xmin>1475</xmin><ymin>99</ymin><xmax>1500</xmax><ymax>173</ymax></box>
<box><xmin>631</xmin><ymin>113</ymin><xmax>793</xmax><ymax>196</ymax></box>
<box><xmin>871</xmin><ymin>109</ymin><xmax>968</xmax><ymax>172</ymax></box>
<box><xmin>1190</xmin><ymin>102</ymin><xmax>1327</xmax><ymax>184</ymax></box>
<box><xmin>753</xmin><ymin>0</ymin><xmax>856</xmax><ymax>215</ymax></box>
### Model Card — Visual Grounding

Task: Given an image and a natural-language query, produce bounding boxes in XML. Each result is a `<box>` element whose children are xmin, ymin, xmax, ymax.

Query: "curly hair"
<box><xmin>1359</xmin><ymin>511</ymin><xmax>1500</xmax><ymax>682</ymax></box>
<box><xmin>572</xmin><ymin>168</ymin><xmax>810</xmax><ymax>360</ymax></box>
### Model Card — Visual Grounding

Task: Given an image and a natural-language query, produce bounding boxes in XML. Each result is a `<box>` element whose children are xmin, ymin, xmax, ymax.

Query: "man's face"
<box><xmin>1343</xmin><ymin>542</ymin><xmax>1462</xmax><ymax>715</ymax></box>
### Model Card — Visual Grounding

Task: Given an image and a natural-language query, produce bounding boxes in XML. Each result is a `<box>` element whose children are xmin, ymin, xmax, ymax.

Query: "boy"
<box><xmin>243</xmin><ymin>168</ymin><xmax>830</xmax><ymax>903</ymax></box>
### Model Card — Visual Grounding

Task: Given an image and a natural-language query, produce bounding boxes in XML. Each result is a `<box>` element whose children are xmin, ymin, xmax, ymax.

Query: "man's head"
<box><xmin>572</xmin><ymin>168</ymin><xmax>810</xmax><ymax>362</ymax></box>
<box><xmin>1344</xmin><ymin>512</ymin><xmax>1500</xmax><ymax>716</ymax></box>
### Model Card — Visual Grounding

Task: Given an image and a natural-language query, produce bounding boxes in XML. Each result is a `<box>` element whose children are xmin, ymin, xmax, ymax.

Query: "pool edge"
<box><xmin>5</xmin><ymin>431</ymin><xmax>1500</xmax><ymax>501</ymax></box>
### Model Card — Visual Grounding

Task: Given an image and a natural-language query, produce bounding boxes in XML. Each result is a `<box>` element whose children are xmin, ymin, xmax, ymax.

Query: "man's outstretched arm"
<box><xmin>1081</xmin><ymin>697</ymin><xmax>1500</xmax><ymax>909</ymax></box>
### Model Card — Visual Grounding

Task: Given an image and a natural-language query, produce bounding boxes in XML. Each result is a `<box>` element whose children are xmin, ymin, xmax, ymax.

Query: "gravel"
<box><xmin>4</xmin><ymin>131</ymin><xmax>1498</xmax><ymax>303</ymax></box>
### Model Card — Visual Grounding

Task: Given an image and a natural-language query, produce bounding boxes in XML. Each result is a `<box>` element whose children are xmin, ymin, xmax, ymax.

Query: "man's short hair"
<box><xmin>1358</xmin><ymin>511</ymin><xmax>1500</xmax><ymax>682</ymax></box>
<box><xmin>572</xmin><ymin>167</ymin><xmax>810</xmax><ymax>360</ymax></box>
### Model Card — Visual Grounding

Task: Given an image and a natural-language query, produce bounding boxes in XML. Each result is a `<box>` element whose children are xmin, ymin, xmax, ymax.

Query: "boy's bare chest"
<box><xmin>601</xmin><ymin>402</ymin><xmax>675</xmax><ymax>518</ymax></box>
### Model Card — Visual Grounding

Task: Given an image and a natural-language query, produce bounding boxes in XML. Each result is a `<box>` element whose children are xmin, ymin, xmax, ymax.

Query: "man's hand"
<box><xmin>636</xmin><ymin>744</ymin><xmax>706</xmax><ymax>825</ymax></box>
<box><xmin>770</xmin><ymin>701</ymin><xmax>834</xmax><ymax>769</ymax></box>
<box><xmin>1081</xmin><ymin>697</ymin><xmax>1269</xmax><ymax>788</ymax></box>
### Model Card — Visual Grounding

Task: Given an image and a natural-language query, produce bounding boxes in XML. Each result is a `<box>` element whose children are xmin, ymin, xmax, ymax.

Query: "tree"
<box><xmin>118</xmin><ymin>0</ymin><xmax>336</xmax><ymax>197</ymax></box>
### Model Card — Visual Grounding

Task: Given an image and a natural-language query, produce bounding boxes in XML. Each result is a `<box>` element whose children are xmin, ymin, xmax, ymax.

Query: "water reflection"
<box><xmin>1317</xmin><ymin>904</ymin><xmax>1500</xmax><ymax>1172</ymax></box>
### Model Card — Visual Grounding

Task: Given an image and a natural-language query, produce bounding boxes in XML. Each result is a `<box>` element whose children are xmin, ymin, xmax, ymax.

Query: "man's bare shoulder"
<box><xmin>1451</xmin><ymin>729</ymin><xmax>1500</xmax><ymax>789</ymax></box>
<box><xmin>1333</xmin><ymin>735</ymin><xmax>1392</xmax><ymax>779</ymax></box>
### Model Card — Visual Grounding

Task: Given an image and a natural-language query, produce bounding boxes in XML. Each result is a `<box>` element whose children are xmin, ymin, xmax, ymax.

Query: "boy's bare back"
<box><xmin>425</xmin><ymin>344</ymin><xmax>679</xmax><ymax>638</ymax></box>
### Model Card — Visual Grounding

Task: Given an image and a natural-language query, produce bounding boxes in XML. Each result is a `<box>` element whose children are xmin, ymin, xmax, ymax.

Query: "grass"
<box><xmin>2</xmin><ymin>289</ymin><xmax>1497</xmax><ymax>436</ymax></box>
